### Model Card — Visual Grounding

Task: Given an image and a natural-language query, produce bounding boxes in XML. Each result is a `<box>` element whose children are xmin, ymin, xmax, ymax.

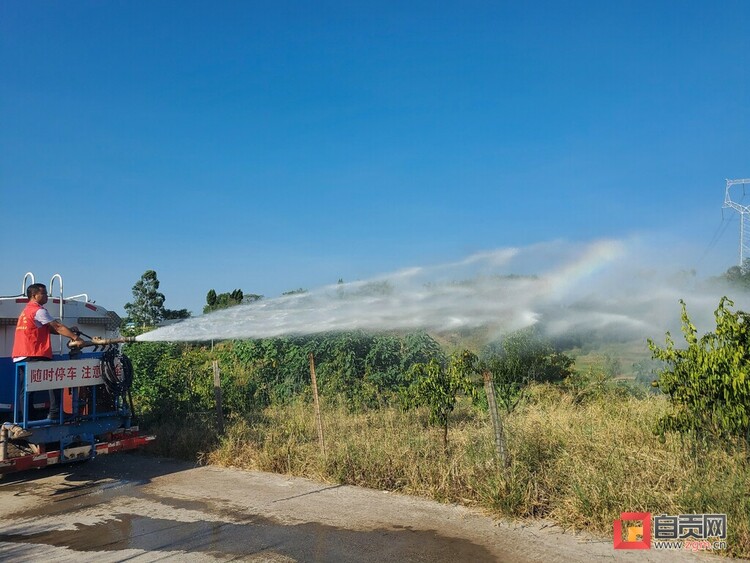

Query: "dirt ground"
<box><xmin>0</xmin><ymin>452</ymin><xmax>742</xmax><ymax>562</ymax></box>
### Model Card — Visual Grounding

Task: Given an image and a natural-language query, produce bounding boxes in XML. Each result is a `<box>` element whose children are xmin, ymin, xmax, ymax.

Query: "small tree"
<box><xmin>649</xmin><ymin>298</ymin><xmax>750</xmax><ymax>443</ymax></box>
<box><xmin>124</xmin><ymin>270</ymin><xmax>166</xmax><ymax>327</ymax></box>
<box><xmin>479</xmin><ymin>329</ymin><xmax>574</xmax><ymax>470</ymax></box>
<box><xmin>407</xmin><ymin>351</ymin><xmax>477</xmax><ymax>450</ymax></box>
<box><xmin>481</xmin><ymin>328</ymin><xmax>574</xmax><ymax>415</ymax></box>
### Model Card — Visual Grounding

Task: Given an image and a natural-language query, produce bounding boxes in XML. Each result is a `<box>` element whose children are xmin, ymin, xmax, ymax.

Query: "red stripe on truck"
<box><xmin>0</xmin><ymin>432</ymin><xmax>154</xmax><ymax>475</ymax></box>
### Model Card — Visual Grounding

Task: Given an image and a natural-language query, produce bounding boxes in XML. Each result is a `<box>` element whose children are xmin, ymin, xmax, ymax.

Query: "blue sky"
<box><xmin>1</xmin><ymin>1</ymin><xmax>748</xmax><ymax>316</ymax></box>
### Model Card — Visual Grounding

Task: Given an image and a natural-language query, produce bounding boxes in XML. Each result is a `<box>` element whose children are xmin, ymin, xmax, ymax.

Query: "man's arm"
<box><xmin>49</xmin><ymin>320</ymin><xmax>85</xmax><ymax>346</ymax></box>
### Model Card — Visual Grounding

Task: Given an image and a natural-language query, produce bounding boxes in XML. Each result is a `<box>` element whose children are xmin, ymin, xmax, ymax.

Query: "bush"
<box><xmin>649</xmin><ymin>298</ymin><xmax>750</xmax><ymax>443</ymax></box>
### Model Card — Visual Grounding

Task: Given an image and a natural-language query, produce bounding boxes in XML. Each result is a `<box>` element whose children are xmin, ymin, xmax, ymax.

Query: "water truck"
<box><xmin>0</xmin><ymin>273</ymin><xmax>154</xmax><ymax>475</ymax></box>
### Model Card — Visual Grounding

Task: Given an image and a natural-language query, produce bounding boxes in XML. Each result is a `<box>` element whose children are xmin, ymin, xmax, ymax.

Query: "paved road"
<box><xmin>0</xmin><ymin>452</ymin><xmax>731</xmax><ymax>562</ymax></box>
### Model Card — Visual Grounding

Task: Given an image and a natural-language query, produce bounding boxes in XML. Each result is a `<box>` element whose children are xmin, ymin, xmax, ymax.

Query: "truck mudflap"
<box><xmin>0</xmin><ymin>427</ymin><xmax>155</xmax><ymax>475</ymax></box>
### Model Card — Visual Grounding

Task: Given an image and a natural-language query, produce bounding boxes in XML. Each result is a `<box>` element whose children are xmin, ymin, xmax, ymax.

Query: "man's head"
<box><xmin>27</xmin><ymin>283</ymin><xmax>49</xmax><ymax>304</ymax></box>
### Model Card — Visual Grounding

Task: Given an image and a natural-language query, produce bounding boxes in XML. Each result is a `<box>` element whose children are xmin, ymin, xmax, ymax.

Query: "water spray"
<box><xmin>136</xmin><ymin>238</ymin><xmax>747</xmax><ymax>346</ymax></box>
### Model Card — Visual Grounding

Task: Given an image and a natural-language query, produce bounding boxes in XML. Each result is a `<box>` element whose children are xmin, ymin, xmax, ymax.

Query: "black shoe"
<box><xmin>47</xmin><ymin>411</ymin><xmax>60</xmax><ymax>420</ymax></box>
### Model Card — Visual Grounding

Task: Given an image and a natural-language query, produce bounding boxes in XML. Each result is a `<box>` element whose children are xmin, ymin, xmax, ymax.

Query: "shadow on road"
<box><xmin>0</xmin><ymin>450</ymin><xmax>196</xmax><ymax>494</ymax></box>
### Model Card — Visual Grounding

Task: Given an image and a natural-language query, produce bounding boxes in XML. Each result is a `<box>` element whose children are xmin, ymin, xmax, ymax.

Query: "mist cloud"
<box><xmin>138</xmin><ymin>238</ymin><xmax>747</xmax><ymax>344</ymax></box>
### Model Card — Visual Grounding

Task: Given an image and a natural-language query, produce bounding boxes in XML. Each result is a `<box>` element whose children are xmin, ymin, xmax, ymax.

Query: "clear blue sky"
<box><xmin>1</xmin><ymin>1</ymin><xmax>748</xmax><ymax>316</ymax></box>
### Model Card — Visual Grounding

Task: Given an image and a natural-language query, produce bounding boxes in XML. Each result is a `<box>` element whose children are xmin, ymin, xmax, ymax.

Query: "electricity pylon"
<box><xmin>724</xmin><ymin>178</ymin><xmax>750</xmax><ymax>266</ymax></box>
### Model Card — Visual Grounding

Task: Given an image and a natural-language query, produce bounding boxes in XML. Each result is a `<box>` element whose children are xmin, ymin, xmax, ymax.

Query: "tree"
<box><xmin>406</xmin><ymin>351</ymin><xmax>477</xmax><ymax>450</ymax></box>
<box><xmin>649</xmin><ymin>298</ymin><xmax>750</xmax><ymax>443</ymax></box>
<box><xmin>476</xmin><ymin>329</ymin><xmax>574</xmax><ymax>468</ymax></box>
<box><xmin>124</xmin><ymin>270</ymin><xmax>166</xmax><ymax>327</ymax></box>
<box><xmin>204</xmin><ymin>288</ymin><xmax>260</xmax><ymax>314</ymax></box>
<box><xmin>722</xmin><ymin>260</ymin><xmax>750</xmax><ymax>292</ymax></box>
<box><xmin>163</xmin><ymin>308</ymin><xmax>191</xmax><ymax>320</ymax></box>
<box><xmin>481</xmin><ymin>328</ymin><xmax>574</xmax><ymax>415</ymax></box>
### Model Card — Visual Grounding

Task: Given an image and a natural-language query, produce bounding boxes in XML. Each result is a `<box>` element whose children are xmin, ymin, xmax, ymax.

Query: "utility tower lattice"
<box><xmin>723</xmin><ymin>178</ymin><xmax>750</xmax><ymax>267</ymax></box>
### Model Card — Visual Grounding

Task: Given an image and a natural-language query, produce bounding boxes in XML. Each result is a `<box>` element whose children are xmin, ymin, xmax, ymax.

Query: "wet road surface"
<box><xmin>0</xmin><ymin>452</ymin><xmax>727</xmax><ymax>562</ymax></box>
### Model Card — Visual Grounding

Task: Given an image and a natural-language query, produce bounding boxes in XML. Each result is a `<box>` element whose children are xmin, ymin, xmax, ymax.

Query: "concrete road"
<box><xmin>0</xmin><ymin>452</ymin><xmax>734</xmax><ymax>562</ymax></box>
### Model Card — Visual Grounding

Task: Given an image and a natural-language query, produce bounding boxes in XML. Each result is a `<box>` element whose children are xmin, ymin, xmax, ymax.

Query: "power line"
<box><xmin>697</xmin><ymin>210</ymin><xmax>734</xmax><ymax>268</ymax></box>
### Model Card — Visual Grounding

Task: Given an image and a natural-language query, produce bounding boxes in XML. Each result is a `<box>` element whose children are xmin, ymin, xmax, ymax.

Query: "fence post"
<box><xmin>213</xmin><ymin>360</ymin><xmax>224</xmax><ymax>434</ymax></box>
<box><xmin>308</xmin><ymin>353</ymin><xmax>326</xmax><ymax>457</ymax></box>
<box><xmin>483</xmin><ymin>370</ymin><xmax>507</xmax><ymax>471</ymax></box>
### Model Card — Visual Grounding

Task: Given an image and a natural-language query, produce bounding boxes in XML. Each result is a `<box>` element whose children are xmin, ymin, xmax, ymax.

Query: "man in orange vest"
<box><xmin>12</xmin><ymin>283</ymin><xmax>84</xmax><ymax>421</ymax></box>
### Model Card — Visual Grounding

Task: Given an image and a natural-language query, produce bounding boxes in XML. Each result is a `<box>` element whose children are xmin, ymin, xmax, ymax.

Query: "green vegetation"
<box><xmin>649</xmin><ymin>298</ymin><xmax>750</xmax><ymax>443</ymax></box>
<box><xmin>124</xmin><ymin>298</ymin><xmax>750</xmax><ymax>558</ymax></box>
<box><xmin>163</xmin><ymin>307</ymin><xmax>191</xmax><ymax>320</ymax></box>
<box><xmin>125</xmin><ymin>330</ymin><xmax>445</xmax><ymax>417</ymax></box>
<box><xmin>481</xmin><ymin>328</ymin><xmax>574</xmax><ymax>414</ymax></box>
<box><xmin>124</xmin><ymin>270</ymin><xmax>166</xmax><ymax>327</ymax></box>
<box><xmin>404</xmin><ymin>351</ymin><xmax>476</xmax><ymax>449</ymax></box>
<box><xmin>124</xmin><ymin>270</ymin><xmax>190</xmax><ymax>327</ymax></box>
<box><xmin>721</xmin><ymin>259</ymin><xmax>750</xmax><ymax>292</ymax></box>
<box><xmin>204</xmin><ymin>288</ymin><xmax>262</xmax><ymax>313</ymax></box>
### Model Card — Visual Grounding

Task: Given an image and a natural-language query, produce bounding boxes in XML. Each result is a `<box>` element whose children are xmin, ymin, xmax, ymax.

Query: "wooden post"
<box><xmin>308</xmin><ymin>353</ymin><xmax>326</xmax><ymax>457</ymax></box>
<box><xmin>483</xmin><ymin>370</ymin><xmax>507</xmax><ymax>471</ymax></box>
<box><xmin>213</xmin><ymin>360</ymin><xmax>224</xmax><ymax>435</ymax></box>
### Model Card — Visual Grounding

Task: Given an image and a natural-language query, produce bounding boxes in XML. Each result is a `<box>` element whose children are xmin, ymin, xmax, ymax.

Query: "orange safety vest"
<box><xmin>12</xmin><ymin>301</ymin><xmax>53</xmax><ymax>359</ymax></box>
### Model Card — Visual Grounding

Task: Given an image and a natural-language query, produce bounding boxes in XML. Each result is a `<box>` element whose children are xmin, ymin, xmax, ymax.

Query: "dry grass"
<box><xmin>194</xmin><ymin>385</ymin><xmax>749</xmax><ymax>557</ymax></box>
